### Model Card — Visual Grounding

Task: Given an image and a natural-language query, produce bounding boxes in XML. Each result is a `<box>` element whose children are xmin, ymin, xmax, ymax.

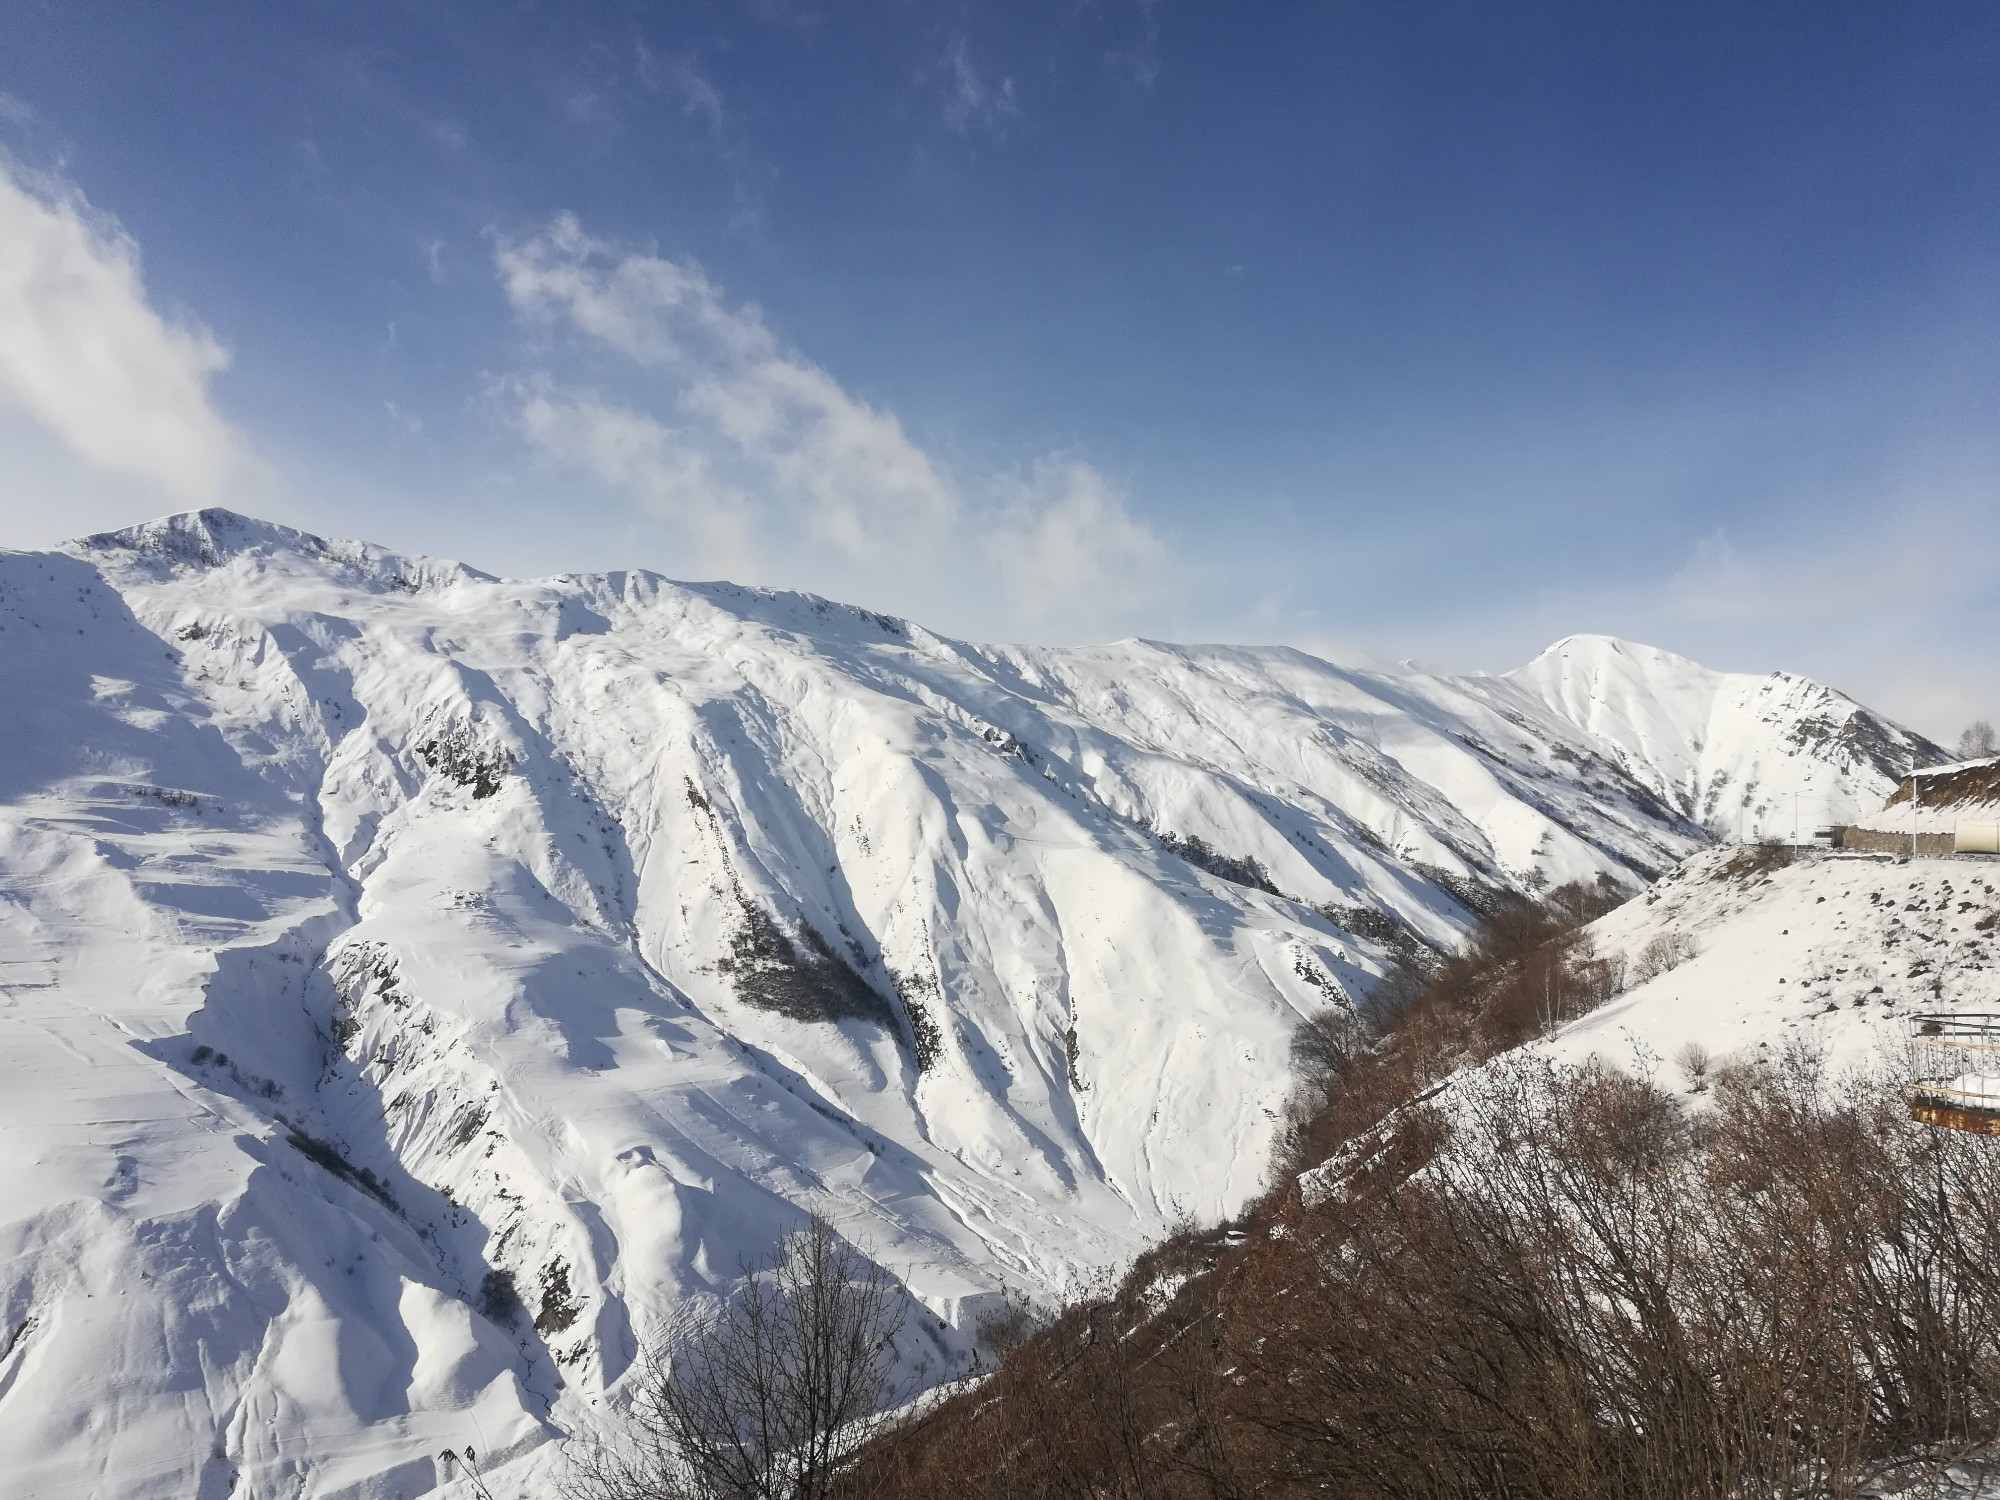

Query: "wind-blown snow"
<box><xmin>0</xmin><ymin>510</ymin><xmax>1942</xmax><ymax>1497</ymax></box>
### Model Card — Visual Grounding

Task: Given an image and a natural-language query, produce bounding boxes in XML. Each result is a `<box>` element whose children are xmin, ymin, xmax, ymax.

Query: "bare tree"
<box><xmin>1960</xmin><ymin>720</ymin><xmax>1997</xmax><ymax>760</ymax></box>
<box><xmin>570</xmin><ymin>1213</ymin><xmax>907</xmax><ymax>1500</ymax></box>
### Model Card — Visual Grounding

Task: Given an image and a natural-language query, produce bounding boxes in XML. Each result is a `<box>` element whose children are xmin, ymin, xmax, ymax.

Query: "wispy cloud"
<box><xmin>1105</xmin><ymin>0</ymin><xmax>1165</xmax><ymax>91</ymax></box>
<box><xmin>510</xmin><ymin>384</ymin><xmax>761</xmax><ymax>577</ymax></box>
<box><xmin>637</xmin><ymin>40</ymin><xmax>726</xmax><ymax>134</ymax></box>
<box><xmin>632</xmin><ymin>41</ymin><xmax>768</xmax><ymax>226</ymax></box>
<box><xmin>497</xmin><ymin>215</ymin><xmax>955</xmax><ymax>561</ymax></box>
<box><xmin>493</xmin><ymin>214</ymin><xmax>1169</xmax><ymax>630</ymax></box>
<box><xmin>990</xmin><ymin>458</ymin><xmax>1169</xmax><ymax>622</ymax></box>
<box><xmin>0</xmin><ymin>158</ymin><xmax>257</xmax><ymax>505</ymax></box>
<box><xmin>938</xmin><ymin>36</ymin><xmax>1018</xmax><ymax>135</ymax></box>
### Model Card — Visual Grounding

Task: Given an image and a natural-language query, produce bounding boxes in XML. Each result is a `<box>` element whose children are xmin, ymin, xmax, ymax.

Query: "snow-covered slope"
<box><xmin>1502</xmin><ymin>634</ymin><xmax>1940</xmax><ymax>838</ymax></box>
<box><xmin>1527</xmin><ymin>845</ymin><xmax>2000</xmax><ymax>1094</ymax></box>
<box><xmin>0</xmin><ymin>509</ymin><xmax>1941</xmax><ymax>1498</ymax></box>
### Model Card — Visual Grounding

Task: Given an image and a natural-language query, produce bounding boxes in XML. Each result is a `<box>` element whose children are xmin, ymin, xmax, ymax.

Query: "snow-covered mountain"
<box><xmin>1505</xmin><ymin>633</ymin><xmax>1941</xmax><ymax>840</ymax></box>
<box><xmin>0</xmin><ymin>509</ymin><xmax>1942</xmax><ymax>1498</ymax></box>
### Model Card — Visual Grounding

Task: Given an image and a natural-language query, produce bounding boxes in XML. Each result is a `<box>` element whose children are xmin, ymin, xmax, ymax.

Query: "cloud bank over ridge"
<box><xmin>0</xmin><ymin>158</ymin><xmax>257</xmax><ymax>508</ymax></box>
<box><xmin>495</xmin><ymin>214</ymin><xmax>1169</xmax><ymax>631</ymax></box>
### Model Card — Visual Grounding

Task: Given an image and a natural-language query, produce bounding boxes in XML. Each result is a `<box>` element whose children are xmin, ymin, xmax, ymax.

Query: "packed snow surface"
<box><xmin>0</xmin><ymin>510</ymin><xmax>1941</xmax><ymax>1497</ymax></box>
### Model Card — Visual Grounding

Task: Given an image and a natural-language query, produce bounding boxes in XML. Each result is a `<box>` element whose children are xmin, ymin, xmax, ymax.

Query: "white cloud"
<box><xmin>939</xmin><ymin>37</ymin><xmax>1017</xmax><ymax>134</ymax></box>
<box><xmin>497</xmin><ymin>215</ymin><xmax>956</xmax><ymax>559</ymax></box>
<box><xmin>989</xmin><ymin>459</ymin><xmax>1169</xmax><ymax>623</ymax></box>
<box><xmin>0</xmin><ymin>159</ymin><xmax>254</xmax><ymax>505</ymax></box>
<box><xmin>493</xmin><ymin>214</ymin><xmax>1170</xmax><ymax>631</ymax></box>
<box><xmin>1105</xmin><ymin>0</ymin><xmax>1164</xmax><ymax>91</ymax></box>
<box><xmin>636</xmin><ymin>42</ymin><xmax>726</xmax><ymax>135</ymax></box>
<box><xmin>510</xmin><ymin>384</ymin><xmax>760</xmax><ymax>578</ymax></box>
<box><xmin>497</xmin><ymin>213</ymin><xmax>751</xmax><ymax>366</ymax></box>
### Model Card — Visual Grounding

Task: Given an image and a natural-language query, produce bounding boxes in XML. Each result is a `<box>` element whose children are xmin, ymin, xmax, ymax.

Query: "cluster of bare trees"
<box><xmin>1632</xmin><ymin>927</ymin><xmax>1699</xmax><ymax>982</ymax></box>
<box><xmin>846</xmin><ymin>1050</ymin><xmax>2000</xmax><ymax>1499</ymax></box>
<box><xmin>1236</xmin><ymin>1051</ymin><xmax>2000</xmax><ymax>1498</ymax></box>
<box><xmin>836</xmin><ymin>882</ymin><xmax>2000</xmax><ymax>1500</ymax></box>
<box><xmin>1278</xmin><ymin>882</ymin><xmax>1625</xmax><ymax>1181</ymax></box>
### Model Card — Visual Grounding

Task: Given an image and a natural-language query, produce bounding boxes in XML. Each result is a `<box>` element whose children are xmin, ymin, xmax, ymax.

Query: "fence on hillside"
<box><xmin>1908</xmin><ymin>1013</ymin><xmax>2000</xmax><ymax>1134</ymax></box>
<box><xmin>1832</xmin><ymin>828</ymin><xmax>1958</xmax><ymax>856</ymax></box>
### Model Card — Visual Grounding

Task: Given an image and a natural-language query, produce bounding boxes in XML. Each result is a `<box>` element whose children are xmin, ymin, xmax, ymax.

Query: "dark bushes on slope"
<box><xmin>1277</xmin><ymin>889</ymin><xmax>1623</xmax><ymax>1180</ymax></box>
<box><xmin>477</xmin><ymin>1269</ymin><xmax>522</xmax><ymax>1324</ymax></box>
<box><xmin>1158</xmin><ymin>831</ymin><xmax>1280</xmax><ymax>895</ymax></box>
<box><xmin>845</xmin><ymin>872</ymin><xmax>2000</xmax><ymax>1500</ymax></box>
<box><xmin>1724</xmin><ymin>838</ymin><xmax>1803</xmax><ymax>882</ymax></box>
<box><xmin>719</xmin><ymin>901</ymin><xmax>896</xmax><ymax>1029</ymax></box>
<box><xmin>849</xmin><ymin>1051</ymin><xmax>2000</xmax><ymax>1500</ymax></box>
<box><xmin>285</xmin><ymin>1128</ymin><xmax>399</xmax><ymax>1212</ymax></box>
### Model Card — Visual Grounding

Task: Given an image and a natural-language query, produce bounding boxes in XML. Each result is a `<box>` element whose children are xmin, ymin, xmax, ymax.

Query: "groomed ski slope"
<box><xmin>0</xmin><ymin>509</ymin><xmax>1939</xmax><ymax>1498</ymax></box>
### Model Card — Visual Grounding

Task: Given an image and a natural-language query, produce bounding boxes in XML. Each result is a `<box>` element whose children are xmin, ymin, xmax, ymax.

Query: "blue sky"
<box><xmin>1</xmin><ymin>2</ymin><xmax>1996</xmax><ymax>737</ymax></box>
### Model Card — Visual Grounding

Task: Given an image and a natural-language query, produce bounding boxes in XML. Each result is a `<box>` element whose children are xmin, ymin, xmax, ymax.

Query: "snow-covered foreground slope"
<box><xmin>0</xmin><ymin>510</ymin><xmax>1941</xmax><ymax>1498</ymax></box>
<box><xmin>1538</xmin><ymin>846</ymin><xmax>2000</xmax><ymax>1090</ymax></box>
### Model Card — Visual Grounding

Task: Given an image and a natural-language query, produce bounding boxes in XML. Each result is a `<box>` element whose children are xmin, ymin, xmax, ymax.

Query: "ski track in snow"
<box><xmin>0</xmin><ymin>509</ymin><xmax>1941</xmax><ymax>1498</ymax></box>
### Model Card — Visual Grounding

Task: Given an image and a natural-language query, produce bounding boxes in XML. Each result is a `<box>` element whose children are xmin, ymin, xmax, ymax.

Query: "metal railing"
<box><xmin>1907</xmin><ymin>1014</ymin><xmax>2000</xmax><ymax>1129</ymax></box>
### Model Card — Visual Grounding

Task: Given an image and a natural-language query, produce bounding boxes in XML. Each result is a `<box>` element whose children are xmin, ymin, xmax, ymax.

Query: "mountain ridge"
<box><xmin>0</xmin><ymin>508</ymin><xmax>1946</xmax><ymax>1497</ymax></box>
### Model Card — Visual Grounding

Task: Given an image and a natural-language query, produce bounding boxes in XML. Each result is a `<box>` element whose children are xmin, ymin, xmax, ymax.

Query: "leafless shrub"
<box><xmin>1633</xmin><ymin>929</ymin><xmax>1699</xmax><ymax>982</ymax></box>
<box><xmin>1546</xmin><ymin>872</ymin><xmax>1629</xmax><ymax>926</ymax></box>
<box><xmin>1723</xmin><ymin>839</ymin><xmax>1801</xmax><ymax>881</ymax></box>
<box><xmin>1273</xmin><ymin>895</ymin><xmax>1627</xmax><ymax>1180</ymax></box>
<box><xmin>1676</xmin><ymin>1040</ymin><xmax>1713</xmax><ymax>1089</ymax></box>
<box><xmin>1288</xmin><ymin>1006</ymin><xmax>1366</xmax><ymax>1093</ymax></box>
<box><xmin>971</xmin><ymin>1288</ymin><xmax>1043</xmax><ymax>1363</ymax></box>
<box><xmin>570</xmin><ymin>1213</ymin><xmax>906</xmax><ymax>1500</ymax></box>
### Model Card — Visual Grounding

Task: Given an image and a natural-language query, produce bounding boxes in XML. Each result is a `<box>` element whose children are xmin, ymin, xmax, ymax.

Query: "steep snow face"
<box><xmin>1501</xmin><ymin>633</ymin><xmax>1942</xmax><ymax>838</ymax></box>
<box><xmin>0</xmin><ymin>510</ymin><xmax>1938</xmax><ymax>1498</ymax></box>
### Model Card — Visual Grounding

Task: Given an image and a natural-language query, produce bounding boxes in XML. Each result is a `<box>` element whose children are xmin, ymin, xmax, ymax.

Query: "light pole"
<box><xmin>1912</xmin><ymin>756</ymin><xmax>1920</xmax><ymax>859</ymax></box>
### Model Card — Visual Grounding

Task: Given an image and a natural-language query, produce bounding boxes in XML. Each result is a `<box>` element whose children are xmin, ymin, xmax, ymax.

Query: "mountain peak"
<box><xmin>76</xmin><ymin>506</ymin><xmax>328</xmax><ymax>563</ymax></box>
<box><xmin>71</xmin><ymin>507</ymin><xmax>492</xmax><ymax>589</ymax></box>
<box><xmin>1523</xmin><ymin>633</ymin><xmax>1708</xmax><ymax>677</ymax></box>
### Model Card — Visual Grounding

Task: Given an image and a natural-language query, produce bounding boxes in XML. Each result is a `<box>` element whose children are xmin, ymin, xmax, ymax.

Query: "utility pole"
<box><xmin>1912</xmin><ymin>757</ymin><xmax>1920</xmax><ymax>859</ymax></box>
